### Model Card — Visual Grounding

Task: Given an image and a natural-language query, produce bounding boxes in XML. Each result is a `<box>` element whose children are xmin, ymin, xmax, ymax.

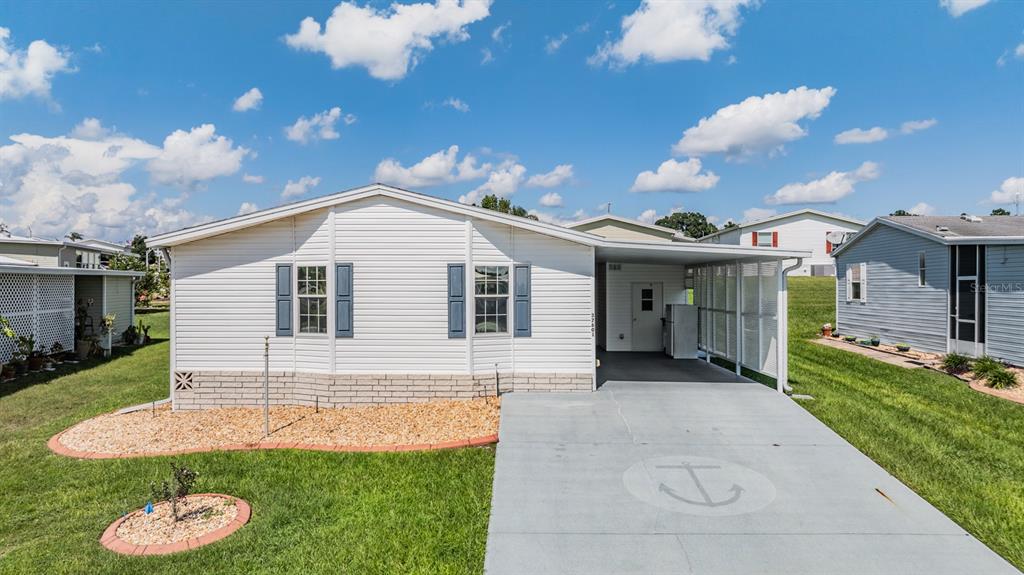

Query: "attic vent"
<box><xmin>936</xmin><ymin>226</ymin><xmax>950</xmax><ymax>233</ymax></box>
<box><xmin>960</xmin><ymin>214</ymin><xmax>983</xmax><ymax>223</ymax></box>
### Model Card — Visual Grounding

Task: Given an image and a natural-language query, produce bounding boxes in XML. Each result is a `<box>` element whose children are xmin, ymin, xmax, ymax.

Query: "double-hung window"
<box><xmin>297</xmin><ymin>266</ymin><xmax>327</xmax><ymax>334</ymax></box>
<box><xmin>474</xmin><ymin>265</ymin><xmax>509</xmax><ymax>333</ymax></box>
<box><xmin>848</xmin><ymin>264</ymin><xmax>865</xmax><ymax>302</ymax></box>
<box><xmin>918</xmin><ymin>252</ymin><xmax>927</xmax><ymax>287</ymax></box>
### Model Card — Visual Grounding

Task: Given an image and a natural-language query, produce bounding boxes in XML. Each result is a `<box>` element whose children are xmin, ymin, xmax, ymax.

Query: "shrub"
<box><xmin>986</xmin><ymin>369</ymin><xmax>1018</xmax><ymax>390</ymax></box>
<box><xmin>150</xmin><ymin>462</ymin><xmax>199</xmax><ymax>522</ymax></box>
<box><xmin>972</xmin><ymin>356</ymin><xmax>1004</xmax><ymax>380</ymax></box>
<box><xmin>942</xmin><ymin>353</ymin><xmax>972</xmax><ymax>375</ymax></box>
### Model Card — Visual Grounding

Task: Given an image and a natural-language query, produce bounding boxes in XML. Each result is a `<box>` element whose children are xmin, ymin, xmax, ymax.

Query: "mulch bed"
<box><xmin>102</xmin><ymin>494</ymin><xmax>249</xmax><ymax>555</ymax></box>
<box><xmin>52</xmin><ymin>398</ymin><xmax>500</xmax><ymax>459</ymax></box>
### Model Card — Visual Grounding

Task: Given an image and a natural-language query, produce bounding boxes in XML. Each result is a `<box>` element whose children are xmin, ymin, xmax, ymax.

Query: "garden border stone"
<box><xmin>100</xmin><ymin>494</ymin><xmax>250</xmax><ymax>556</ymax></box>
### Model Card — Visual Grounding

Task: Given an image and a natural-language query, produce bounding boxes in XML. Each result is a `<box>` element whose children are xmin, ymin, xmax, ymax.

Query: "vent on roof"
<box><xmin>960</xmin><ymin>214</ymin><xmax>983</xmax><ymax>223</ymax></box>
<box><xmin>936</xmin><ymin>226</ymin><xmax>950</xmax><ymax>233</ymax></box>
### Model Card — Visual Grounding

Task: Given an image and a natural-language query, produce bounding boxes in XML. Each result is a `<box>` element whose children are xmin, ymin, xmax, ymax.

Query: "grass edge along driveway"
<box><xmin>788</xmin><ymin>277</ymin><xmax>1024</xmax><ymax>571</ymax></box>
<box><xmin>0</xmin><ymin>312</ymin><xmax>495</xmax><ymax>575</ymax></box>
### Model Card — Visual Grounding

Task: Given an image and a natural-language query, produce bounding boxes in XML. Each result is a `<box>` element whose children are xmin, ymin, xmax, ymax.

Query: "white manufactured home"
<box><xmin>833</xmin><ymin>215</ymin><xmax>1024</xmax><ymax>365</ymax></box>
<box><xmin>700</xmin><ymin>209</ymin><xmax>864</xmax><ymax>276</ymax></box>
<box><xmin>148</xmin><ymin>185</ymin><xmax>810</xmax><ymax>410</ymax></box>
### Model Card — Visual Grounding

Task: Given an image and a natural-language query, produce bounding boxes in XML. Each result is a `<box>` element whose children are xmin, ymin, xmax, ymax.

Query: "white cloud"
<box><xmin>990</xmin><ymin>177</ymin><xmax>1024</xmax><ymax>204</ymax></box>
<box><xmin>766</xmin><ymin>161</ymin><xmax>880</xmax><ymax>205</ymax></box>
<box><xmin>630</xmin><ymin>158</ymin><xmax>719</xmax><ymax>193</ymax></box>
<box><xmin>545</xmin><ymin>33</ymin><xmax>568</xmax><ymax>54</ymax></box>
<box><xmin>0</xmin><ymin>128</ymin><xmax>215</xmax><ymax>240</ymax></box>
<box><xmin>232</xmin><ymin>87</ymin><xmax>263</xmax><ymax>112</ymax></box>
<box><xmin>1017</xmin><ymin>43</ymin><xmax>1024</xmax><ymax>58</ymax></box>
<box><xmin>442</xmin><ymin>96</ymin><xmax>470</xmax><ymax>112</ymax></box>
<box><xmin>281</xmin><ymin>175</ymin><xmax>322</xmax><ymax>199</ymax></box>
<box><xmin>285</xmin><ymin>0</ymin><xmax>491</xmax><ymax>81</ymax></box>
<box><xmin>673</xmin><ymin>86</ymin><xmax>836</xmax><ymax>159</ymax></box>
<box><xmin>285</xmin><ymin>107</ymin><xmax>353</xmax><ymax>144</ymax></box>
<box><xmin>590</xmin><ymin>0</ymin><xmax>754</xmax><ymax>67</ymax></box>
<box><xmin>491</xmin><ymin>21</ymin><xmax>510</xmax><ymax>43</ymax></box>
<box><xmin>526</xmin><ymin>164</ymin><xmax>573</xmax><ymax>188</ymax></box>
<box><xmin>742</xmin><ymin>207</ymin><xmax>777</xmax><ymax>222</ymax></box>
<box><xmin>237</xmin><ymin>201</ymin><xmax>260</xmax><ymax>215</ymax></box>
<box><xmin>909</xmin><ymin>202</ymin><xmax>937</xmax><ymax>215</ymax></box>
<box><xmin>528</xmin><ymin>208</ymin><xmax>588</xmax><ymax>226</ymax></box>
<box><xmin>480</xmin><ymin>47</ymin><xmax>494</xmax><ymax>64</ymax></box>
<box><xmin>242</xmin><ymin>173</ymin><xmax>264</xmax><ymax>184</ymax></box>
<box><xmin>0</xmin><ymin>27</ymin><xmax>73</xmax><ymax>101</ymax></box>
<box><xmin>84</xmin><ymin>43</ymin><xmax>103</xmax><ymax>54</ymax></box>
<box><xmin>538</xmin><ymin>191</ymin><xmax>563</xmax><ymax>207</ymax></box>
<box><xmin>900</xmin><ymin>118</ymin><xmax>937</xmax><ymax>134</ymax></box>
<box><xmin>637</xmin><ymin>208</ymin><xmax>658</xmax><ymax>224</ymax></box>
<box><xmin>939</xmin><ymin>0</ymin><xmax>990</xmax><ymax>17</ymax></box>
<box><xmin>374</xmin><ymin>145</ymin><xmax>491</xmax><ymax>188</ymax></box>
<box><xmin>147</xmin><ymin>124</ymin><xmax>251</xmax><ymax>187</ymax></box>
<box><xmin>834</xmin><ymin>126</ymin><xmax>888</xmax><ymax>145</ymax></box>
<box><xmin>70</xmin><ymin>117</ymin><xmax>110</xmax><ymax>140</ymax></box>
<box><xmin>459</xmin><ymin>162</ymin><xmax>526</xmax><ymax>204</ymax></box>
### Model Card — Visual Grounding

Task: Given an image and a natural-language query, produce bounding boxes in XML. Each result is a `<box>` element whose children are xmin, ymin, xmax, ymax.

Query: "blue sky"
<box><xmin>1</xmin><ymin>0</ymin><xmax>1022</xmax><ymax>241</ymax></box>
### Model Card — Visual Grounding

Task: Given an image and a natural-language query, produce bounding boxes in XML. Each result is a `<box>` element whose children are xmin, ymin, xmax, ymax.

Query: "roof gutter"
<box><xmin>776</xmin><ymin>257</ymin><xmax>804</xmax><ymax>394</ymax></box>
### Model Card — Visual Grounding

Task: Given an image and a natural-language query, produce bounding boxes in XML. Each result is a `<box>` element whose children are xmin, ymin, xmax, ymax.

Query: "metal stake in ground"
<box><xmin>263</xmin><ymin>336</ymin><xmax>269</xmax><ymax>438</ymax></box>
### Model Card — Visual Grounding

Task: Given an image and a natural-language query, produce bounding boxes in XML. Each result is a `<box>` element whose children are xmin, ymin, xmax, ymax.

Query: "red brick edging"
<box><xmin>48</xmin><ymin>430</ymin><xmax>499</xmax><ymax>460</ymax></box>
<box><xmin>101</xmin><ymin>494</ymin><xmax>250</xmax><ymax>555</ymax></box>
<box><xmin>968</xmin><ymin>380</ymin><xmax>1024</xmax><ymax>406</ymax></box>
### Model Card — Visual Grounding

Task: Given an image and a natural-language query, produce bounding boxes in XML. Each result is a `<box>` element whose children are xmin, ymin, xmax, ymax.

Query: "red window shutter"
<box><xmin>772</xmin><ymin>231</ymin><xmax>779</xmax><ymax>247</ymax></box>
<box><xmin>826</xmin><ymin>231</ymin><xmax>833</xmax><ymax>254</ymax></box>
<box><xmin>751</xmin><ymin>231</ymin><xmax>758</xmax><ymax>246</ymax></box>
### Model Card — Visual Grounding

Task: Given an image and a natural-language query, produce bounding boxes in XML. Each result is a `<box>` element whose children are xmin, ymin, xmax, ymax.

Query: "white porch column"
<box><xmin>735</xmin><ymin>261</ymin><xmax>742</xmax><ymax>375</ymax></box>
<box><xmin>775</xmin><ymin>258</ymin><xmax>802</xmax><ymax>393</ymax></box>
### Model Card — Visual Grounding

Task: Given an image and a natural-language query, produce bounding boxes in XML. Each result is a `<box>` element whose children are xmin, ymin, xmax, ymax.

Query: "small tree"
<box><xmin>130</xmin><ymin>234</ymin><xmax>148</xmax><ymax>260</ymax></box>
<box><xmin>65</xmin><ymin>231</ymin><xmax>84</xmax><ymax>241</ymax></box>
<box><xmin>655</xmin><ymin>211</ymin><xmax>719</xmax><ymax>239</ymax></box>
<box><xmin>889</xmin><ymin>209</ymin><xmax>917</xmax><ymax>217</ymax></box>
<box><xmin>991</xmin><ymin>208</ymin><xmax>1011</xmax><ymax>216</ymax></box>
<box><xmin>150</xmin><ymin>463</ymin><xmax>199</xmax><ymax>522</ymax></box>
<box><xmin>478</xmin><ymin>194</ymin><xmax>539</xmax><ymax>220</ymax></box>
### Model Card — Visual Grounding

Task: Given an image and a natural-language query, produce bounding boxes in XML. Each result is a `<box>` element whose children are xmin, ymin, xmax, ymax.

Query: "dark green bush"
<box><xmin>942</xmin><ymin>353</ymin><xmax>973</xmax><ymax>375</ymax></box>
<box><xmin>972</xmin><ymin>356</ymin><xmax>1004</xmax><ymax>380</ymax></box>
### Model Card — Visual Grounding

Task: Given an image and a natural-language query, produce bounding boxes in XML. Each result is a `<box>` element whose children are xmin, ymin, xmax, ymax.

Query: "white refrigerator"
<box><xmin>664</xmin><ymin>304</ymin><xmax>698</xmax><ymax>359</ymax></box>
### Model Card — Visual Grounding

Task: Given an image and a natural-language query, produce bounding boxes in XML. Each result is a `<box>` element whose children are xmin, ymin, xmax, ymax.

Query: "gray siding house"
<box><xmin>833</xmin><ymin>215</ymin><xmax>1024</xmax><ymax>365</ymax></box>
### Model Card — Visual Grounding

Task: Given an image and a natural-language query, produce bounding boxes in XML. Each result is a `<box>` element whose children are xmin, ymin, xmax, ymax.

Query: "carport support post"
<box><xmin>735</xmin><ymin>261</ymin><xmax>742</xmax><ymax>376</ymax></box>
<box><xmin>775</xmin><ymin>258</ymin><xmax>802</xmax><ymax>394</ymax></box>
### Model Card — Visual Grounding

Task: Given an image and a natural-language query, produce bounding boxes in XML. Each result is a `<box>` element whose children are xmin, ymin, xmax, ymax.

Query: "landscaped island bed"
<box><xmin>55</xmin><ymin>398</ymin><xmax>500</xmax><ymax>457</ymax></box>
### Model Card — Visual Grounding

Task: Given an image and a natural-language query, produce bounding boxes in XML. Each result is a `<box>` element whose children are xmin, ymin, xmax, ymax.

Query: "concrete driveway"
<box><xmin>485</xmin><ymin>365</ymin><xmax>1019</xmax><ymax>574</ymax></box>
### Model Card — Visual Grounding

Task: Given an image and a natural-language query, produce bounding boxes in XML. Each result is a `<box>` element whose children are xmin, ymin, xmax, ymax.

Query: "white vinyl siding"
<box><xmin>603</xmin><ymin>263</ymin><xmax>687</xmax><ymax>352</ymax></box>
<box><xmin>170</xmin><ymin>196</ymin><xmax>595</xmax><ymax>377</ymax></box>
<box><xmin>104</xmin><ymin>276</ymin><xmax>134</xmax><ymax>337</ymax></box>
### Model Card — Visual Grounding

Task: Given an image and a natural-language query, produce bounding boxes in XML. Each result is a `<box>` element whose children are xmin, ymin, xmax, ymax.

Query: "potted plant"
<box><xmin>99</xmin><ymin>313</ymin><xmax>116</xmax><ymax>358</ymax></box>
<box><xmin>137</xmin><ymin>320</ymin><xmax>150</xmax><ymax>344</ymax></box>
<box><xmin>122</xmin><ymin>324</ymin><xmax>138</xmax><ymax>346</ymax></box>
<box><xmin>830</xmin><ymin>330</ymin><xmax>840</xmax><ymax>338</ymax></box>
<box><xmin>50</xmin><ymin>341</ymin><xmax>64</xmax><ymax>365</ymax></box>
<box><xmin>18</xmin><ymin>335</ymin><xmax>45</xmax><ymax>371</ymax></box>
<box><xmin>0</xmin><ymin>363</ymin><xmax>14</xmax><ymax>380</ymax></box>
<box><xmin>0</xmin><ymin>315</ymin><xmax>13</xmax><ymax>380</ymax></box>
<box><xmin>895</xmin><ymin>343</ymin><xmax>911</xmax><ymax>352</ymax></box>
<box><xmin>821</xmin><ymin>323</ymin><xmax>832</xmax><ymax>338</ymax></box>
<box><xmin>859</xmin><ymin>339</ymin><xmax>872</xmax><ymax>346</ymax></box>
<box><xmin>870</xmin><ymin>336</ymin><xmax>881</xmax><ymax>347</ymax></box>
<box><xmin>844</xmin><ymin>335</ymin><xmax>857</xmax><ymax>342</ymax></box>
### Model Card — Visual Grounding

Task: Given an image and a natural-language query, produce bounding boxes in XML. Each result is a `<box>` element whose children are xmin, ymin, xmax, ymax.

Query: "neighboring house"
<box><xmin>568</xmin><ymin>214</ymin><xmax>694</xmax><ymax>242</ymax></box>
<box><xmin>699</xmin><ymin>209</ymin><xmax>865</xmax><ymax>276</ymax></box>
<box><xmin>0</xmin><ymin>234</ymin><xmax>142</xmax><ymax>363</ymax></box>
<box><xmin>148</xmin><ymin>184</ymin><xmax>810</xmax><ymax>410</ymax></box>
<box><xmin>833</xmin><ymin>215</ymin><xmax>1024</xmax><ymax>365</ymax></box>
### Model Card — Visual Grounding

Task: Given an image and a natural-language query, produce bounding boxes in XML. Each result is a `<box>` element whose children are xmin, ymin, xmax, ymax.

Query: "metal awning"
<box><xmin>595</xmin><ymin>239</ymin><xmax>809</xmax><ymax>265</ymax></box>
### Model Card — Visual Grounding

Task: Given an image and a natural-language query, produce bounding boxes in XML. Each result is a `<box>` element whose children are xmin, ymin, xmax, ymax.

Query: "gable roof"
<box><xmin>149</xmin><ymin>183</ymin><xmax>605</xmax><ymax>248</ymax></box>
<box><xmin>698</xmin><ymin>208</ymin><xmax>865</xmax><ymax>241</ymax></box>
<box><xmin>567</xmin><ymin>214</ymin><xmax>694</xmax><ymax>242</ymax></box>
<box><xmin>832</xmin><ymin>215</ymin><xmax>1024</xmax><ymax>257</ymax></box>
<box><xmin>0</xmin><ymin>234</ymin><xmax>125</xmax><ymax>254</ymax></box>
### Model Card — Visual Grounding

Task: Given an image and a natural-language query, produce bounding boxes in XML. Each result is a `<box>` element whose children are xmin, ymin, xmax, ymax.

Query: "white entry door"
<box><xmin>631</xmin><ymin>282</ymin><xmax>664</xmax><ymax>352</ymax></box>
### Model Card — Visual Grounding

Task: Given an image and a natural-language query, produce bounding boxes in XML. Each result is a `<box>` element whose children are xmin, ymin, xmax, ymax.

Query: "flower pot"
<box><xmin>896</xmin><ymin>345</ymin><xmax>911</xmax><ymax>352</ymax></box>
<box><xmin>13</xmin><ymin>361</ymin><xmax>28</xmax><ymax>376</ymax></box>
<box><xmin>844</xmin><ymin>336</ymin><xmax>857</xmax><ymax>342</ymax></box>
<box><xmin>822</xmin><ymin>328</ymin><xmax>832</xmax><ymax>338</ymax></box>
<box><xmin>1</xmin><ymin>364</ymin><xmax>13</xmax><ymax>380</ymax></box>
<box><xmin>28</xmin><ymin>356</ymin><xmax>45</xmax><ymax>371</ymax></box>
<box><xmin>870</xmin><ymin>338</ymin><xmax>880</xmax><ymax>347</ymax></box>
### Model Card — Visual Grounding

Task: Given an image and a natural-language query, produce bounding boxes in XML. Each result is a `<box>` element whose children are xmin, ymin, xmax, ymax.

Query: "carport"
<box><xmin>594</xmin><ymin>241</ymin><xmax>809</xmax><ymax>391</ymax></box>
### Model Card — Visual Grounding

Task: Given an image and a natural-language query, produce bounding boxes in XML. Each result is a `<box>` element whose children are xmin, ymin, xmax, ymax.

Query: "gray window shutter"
<box><xmin>448</xmin><ymin>264</ymin><xmax>465</xmax><ymax>338</ymax></box>
<box><xmin>276</xmin><ymin>264</ymin><xmax>293</xmax><ymax>336</ymax></box>
<box><xmin>336</xmin><ymin>263</ymin><xmax>353</xmax><ymax>338</ymax></box>
<box><xmin>514</xmin><ymin>264</ymin><xmax>531</xmax><ymax>337</ymax></box>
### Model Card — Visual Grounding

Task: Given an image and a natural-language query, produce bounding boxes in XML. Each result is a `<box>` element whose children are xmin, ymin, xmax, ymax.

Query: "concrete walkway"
<box><xmin>485</xmin><ymin>373</ymin><xmax>1019</xmax><ymax>574</ymax></box>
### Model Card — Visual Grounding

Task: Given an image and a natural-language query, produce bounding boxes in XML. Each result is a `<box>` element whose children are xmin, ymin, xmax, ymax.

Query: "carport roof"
<box><xmin>596</xmin><ymin>238</ymin><xmax>809</xmax><ymax>265</ymax></box>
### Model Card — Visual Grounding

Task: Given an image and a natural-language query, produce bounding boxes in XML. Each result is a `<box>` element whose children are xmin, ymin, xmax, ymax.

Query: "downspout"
<box><xmin>161</xmin><ymin>248</ymin><xmax>175</xmax><ymax>407</ymax></box>
<box><xmin>775</xmin><ymin>257</ymin><xmax>803</xmax><ymax>394</ymax></box>
<box><xmin>58</xmin><ymin>244</ymin><xmax>68</xmax><ymax>267</ymax></box>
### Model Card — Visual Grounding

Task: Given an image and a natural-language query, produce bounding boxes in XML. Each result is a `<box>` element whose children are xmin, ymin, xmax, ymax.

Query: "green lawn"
<box><xmin>788</xmin><ymin>277</ymin><xmax>1024</xmax><ymax>570</ymax></box>
<box><xmin>0</xmin><ymin>312</ymin><xmax>494</xmax><ymax>574</ymax></box>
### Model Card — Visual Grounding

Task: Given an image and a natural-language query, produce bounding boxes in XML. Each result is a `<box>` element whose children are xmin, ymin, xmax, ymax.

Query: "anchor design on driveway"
<box><xmin>656</xmin><ymin>461</ymin><xmax>745</xmax><ymax>507</ymax></box>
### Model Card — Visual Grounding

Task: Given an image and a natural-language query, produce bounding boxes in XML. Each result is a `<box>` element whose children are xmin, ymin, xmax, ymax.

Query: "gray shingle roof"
<box><xmin>882</xmin><ymin>215</ymin><xmax>1024</xmax><ymax>239</ymax></box>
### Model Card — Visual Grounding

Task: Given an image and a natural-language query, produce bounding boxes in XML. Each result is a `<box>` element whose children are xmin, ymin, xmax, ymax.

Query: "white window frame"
<box><xmin>847</xmin><ymin>263</ymin><xmax>866</xmax><ymax>303</ymax></box>
<box><xmin>296</xmin><ymin>265</ymin><xmax>328</xmax><ymax>334</ymax></box>
<box><xmin>474</xmin><ymin>265</ymin><xmax>509</xmax><ymax>334</ymax></box>
<box><xmin>918</xmin><ymin>252</ymin><xmax>927</xmax><ymax>287</ymax></box>
<box><xmin>755</xmin><ymin>232</ymin><xmax>774</xmax><ymax>247</ymax></box>
<box><xmin>76</xmin><ymin>250</ymin><xmax>100</xmax><ymax>269</ymax></box>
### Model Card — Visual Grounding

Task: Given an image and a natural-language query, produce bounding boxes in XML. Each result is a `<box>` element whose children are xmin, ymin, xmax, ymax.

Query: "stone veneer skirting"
<box><xmin>172</xmin><ymin>370</ymin><xmax>593</xmax><ymax>410</ymax></box>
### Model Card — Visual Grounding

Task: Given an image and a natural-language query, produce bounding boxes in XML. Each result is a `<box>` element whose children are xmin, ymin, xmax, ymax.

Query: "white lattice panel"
<box><xmin>0</xmin><ymin>274</ymin><xmax>34</xmax><ymax>316</ymax></box>
<box><xmin>38</xmin><ymin>275</ymin><xmax>74</xmax><ymax>311</ymax></box>
<box><xmin>37</xmin><ymin>310</ymin><xmax>74</xmax><ymax>355</ymax></box>
<box><xmin>0</xmin><ymin>314</ymin><xmax>33</xmax><ymax>363</ymax></box>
